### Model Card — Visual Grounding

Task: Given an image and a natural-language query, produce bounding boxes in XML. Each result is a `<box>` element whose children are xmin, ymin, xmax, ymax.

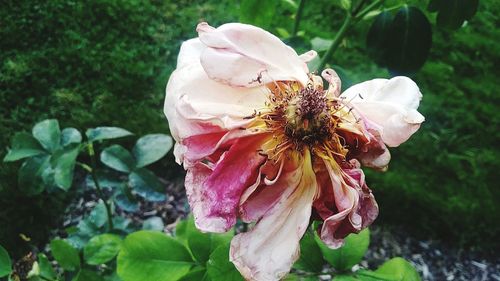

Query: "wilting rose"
<box><xmin>164</xmin><ymin>22</ymin><xmax>424</xmax><ymax>281</ymax></box>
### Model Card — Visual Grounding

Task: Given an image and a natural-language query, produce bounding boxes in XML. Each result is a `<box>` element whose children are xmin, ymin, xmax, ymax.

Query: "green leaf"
<box><xmin>0</xmin><ymin>245</ymin><xmax>12</xmax><ymax>278</ymax></box>
<box><xmin>114</xmin><ymin>187</ymin><xmax>140</xmax><ymax>213</ymax></box>
<box><xmin>50</xmin><ymin>239</ymin><xmax>80</xmax><ymax>271</ymax></box>
<box><xmin>366</xmin><ymin>11</ymin><xmax>393</xmax><ymax>66</ymax></box>
<box><xmin>280</xmin><ymin>0</ymin><xmax>298</xmax><ymax>11</ymax></box>
<box><xmin>311</xmin><ymin>37</ymin><xmax>333</xmax><ymax>52</ymax></box>
<box><xmin>51</xmin><ymin>144</ymin><xmax>80</xmax><ymax>190</ymax></box>
<box><xmin>86</xmin><ymin>170</ymin><xmax>123</xmax><ymax>190</ymax></box>
<box><xmin>113</xmin><ymin>216</ymin><xmax>134</xmax><ymax>234</ymax></box>
<box><xmin>128</xmin><ymin>168</ymin><xmax>166</xmax><ymax>201</ymax></box>
<box><xmin>133</xmin><ymin>134</ymin><xmax>173</xmax><ymax>168</ymax></box>
<box><xmin>84</xmin><ymin>234</ymin><xmax>122</xmax><ymax>265</ymax></box>
<box><xmin>3</xmin><ymin>132</ymin><xmax>46</xmax><ymax>162</ymax></box>
<box><xmin>142</xmin><ymin>217</ymin><xmax>165</xmax><ymax>231</ymax></box>
<box><xmin>188</xmin><ymin>220</ymin><xmax>233</xmax><ymax>264</ymax></box>
<box><xmin>101</xmin><ymin>145</ymin><xmax>136</xmax><ymax>173</ymax></box>
<box><xmin>117</xmin><ymin>231</ymin><xmax>195</xmax><ymax>281</ymax></box>
<box><xmin>175</xmin><ymin>219</ymin><xmax>189</xmax><ymax>243</ymax></box>
<box><xmin>362</xmin><ymin>9</ymin><xmax>383</xmax><ymax>21</ymax></box>
<box><xmin>366</xmin><ymin>6</ymin><xmax>432</xmax><ymax>75</ymax></box>
<box><xmin>32</xmin><ymin>119</ymin><xmax>61</xmax><ymax>152</ymax></box>
<box><xmin>333</xmin><ymin>275</ymin><xmax>359</xmax><ymax>281</ymax></box>
<box><xmin>315</xmin><ymin>228</ymin><xmax>370</xmax><ymax>272</ymax></box>
<box><xmin>61</xmin><ymin>128</ymin><xmax>82</xmax><ymax>146</ymax></box>
<box><xmin>239</xmin><ymin>0</ymin><xmax>278</xmax><ymax>29</ymax></box>
<box><xmin>18</xmin><ymin>155</ymin><xmax>51</xmax><ymax>195</ymax></box>
<box><xmin>86</xmin><ymin>127</ymin><xmax>133</xmax><ymax>142</ymax></box>
<box><xmin>207</xmin><ymin>244</ymin><xmax>243</xmax><ymax>281</ymax></box>
<box><xmin>284</xmin><ymin>274</ymin><xmax>319</xmax><ymax>281</ymax></box>
<box><xmin>429</xmin><ymin>0</ymin><xmax>479</xmax><ymax>30</ymax></box>
<box><xmin>104</xmin><ymin>273</ymin><xmax>123</xmax><ymax>281</ymax></box>
<box><xmin>294</xmin><ymin>230</ymin><xmax>324</xmax><ymax>272</ymax></box>
<box><xmin>38</xmin><ymin>254</ymin><xmax>56</xmax><ymax>280</ymax></box>
<box><xmin>187</xmin><ymin>230</ymin><xmax>213</xmax><ymax>264</ymax></box>
<box><xmin>388</xmin><ymin>6</ymin><xmax>432</xmax><ymax>74</ymax></box>
<box><xmin>90</xmin><ymin>200</ymin><xmax>109</xmax><ymax>228</ymax></box>
<box><xmin>375</xmin><ymin>257</ymin><xmax>421</xmax><ymax>280</ymax></box>
<box><xmin>67</xmin><ymin>216</ymin><xmax>103</xmax><ymax>248</ymax></box>
<box><xmin>357</xmin><ymin>257</ymin><xmax>421</xmax><ymax>281</ymax></box>
<box><xmin>72</xmin><ymin>269</ymin><xmax>105</xmax><ymax>281</ymax></box>
<box><xmin>177</xmin><ymin>216</ymin><xmax>234</xmax><ymax>264</ymax></box>
<box><xmin>339</xmin><ymin>0</ymin><xmax>352</xmax><ymax>11</ymax></box>
<box><xmin>178</xmin><ymin>267</ymin><xmax>209</xmax><ymax>281</ymax></box>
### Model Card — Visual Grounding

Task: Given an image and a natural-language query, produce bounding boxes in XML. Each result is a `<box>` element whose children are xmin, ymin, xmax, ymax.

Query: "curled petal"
<box><xmin>179</xmin><ymin>128</ymin><xmax>258</xmax><ymax>168</ymax></box>
<box><xmin>299</xmin><ymin>50</ymin><xmax>318</xmax><ymax>63</ymax></box>
<box><xmin>231</xmin><ymin>152</ymin><xmax>318</xmax><ymax>281</ymax></box>
<box><xmin>352</xmin><ymin>119</ymin><xmax>391</xmax><ymax>171</ymax></box>
<box><xmin>343</xmin><ymin>163</ymin><xmax>378</xmax><ymax>230</ymax></box>
<box><xmin>197</xmin><ymin>22</ymin><xmax>309</xmax><ymax>87</ymax></box>
<box><xmin>322</xmin><ymin>68</ymin><xmax>341</xmax><ymax>97</ymax></box>
<box><xmin>185</xmin><ymin>135</ymin><xmax>267</xmax><ymax>232</ymax></box>
<box><xmin>314</xmin><ymin>160</ymin><xmax>378</xmax><ymax>248</ymax></box>
<box><xmin>340</xmin><ymin>76</ymin><xmax>424</xmax><ymax>147</ymax></box>
<box><xmin>239</xmin><ymin>159</ymin><xmax>293</xmax><ymax>222</ymax></box>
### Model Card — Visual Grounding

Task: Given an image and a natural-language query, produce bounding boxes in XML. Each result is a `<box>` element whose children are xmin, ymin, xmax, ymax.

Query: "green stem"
<box><xmin>354</xmin><ymin>0</ymin><xmax>384</xmax><ymax>21</ymax></box>
<box><xmin>87</xmin><ymin>143</ymin><xmax>114</xmax><ymax>230</ymax></box>
<box><xmin>317</xmin><ymin>0</ymin><xmax>385</xmax><ymax>70</ymax></box>
<box><xmin>352</xmin><ymin>0</ymin><xmax>369</xmax><ymax>15</ymax></box>
<box><xmin>293</xmin><ymin>0</ymin><xmax>306</xmax><ymax>36</ymax></box>
<box><xmin>76</xmin><ymin>161</ymin><xmax>92</xmax><ymax>173</ymax></box>
<box><xmin>318</xmin><ymin>13</ymin><xmax>352</xmax><ymax>70</ymax></box>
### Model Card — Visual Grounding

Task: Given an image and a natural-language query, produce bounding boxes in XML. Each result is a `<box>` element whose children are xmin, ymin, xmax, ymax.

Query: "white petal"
<box><xmin>230</xmin><ymin>152</ymin><xmax>317</xmax><ymax>281</ymax></box>
<box><xmin>197</xmin><ymin>22</ymin><xmax>309</xmax><ymax>87</ymax></box>
<box><xmin>299</xmin><ymin>50</ymin><xmax>318</xmax><ymax>63</ymax></box>
<box><xmin>176</xmin><ymin>38</ymin><xmax>205</xmax><ymax>69</ymax></box>
<box><xmin>164</xmin><ymin>60</ymin><xmax>269</xmax><ymax>141</ymax></box>
<box><xmin>340</xmin><ymin>76</ymin><xmax>425</xmax><ymax>147</ymax></box>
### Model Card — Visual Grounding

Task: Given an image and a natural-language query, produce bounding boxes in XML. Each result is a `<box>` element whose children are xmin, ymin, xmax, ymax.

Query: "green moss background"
<box><xmin>1</xmin><ymin>0</ymin><xmax>498</xmax><ymax>256</ymax></box>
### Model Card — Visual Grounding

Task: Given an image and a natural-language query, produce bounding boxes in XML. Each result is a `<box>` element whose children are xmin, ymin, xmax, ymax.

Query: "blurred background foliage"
<box><xmin>0</xmin><ymin>0</ymin><xmax>498</xmax><ymax>256</ymax></box>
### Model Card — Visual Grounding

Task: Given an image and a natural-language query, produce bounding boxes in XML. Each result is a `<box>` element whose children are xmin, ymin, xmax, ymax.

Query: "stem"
<box><xmin>87</xmin><ymin>143</ymin><xmax>114</xmax><ymax>230</ymax></box>
<box><xmin>352</xmin><ymin>0</ymin><xmax>369</xmax><ymax>15</ymax></box>
<box><xmin>76</xmin><ymin>161</ymin><xmax>92</xmax><ymax>173</ymax></box>
<box><xmin>317</xmin><ymin>0</ymin><xmax>385</xmax><ymax>70</ymax></box>
<box><xmin>317</xmin><ymin>13</ymin><xmax>352</xmax><ymax>70</ymax></box>
<box><xmin>354</xmin><ymin>0</ymin><xmax>384</xmax><ymax>21</ymax></box>
<box><xmin>293</xmin><ymin>0</ymin><xmax>306</xmax><ymax>36</ymax></box>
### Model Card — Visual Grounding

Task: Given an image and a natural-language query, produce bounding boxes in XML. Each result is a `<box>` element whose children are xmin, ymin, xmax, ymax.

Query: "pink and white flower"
<box><xmin>165</xmin><ymin>22</ymin><xmax>424</xmax><ymax>281</ymax></box>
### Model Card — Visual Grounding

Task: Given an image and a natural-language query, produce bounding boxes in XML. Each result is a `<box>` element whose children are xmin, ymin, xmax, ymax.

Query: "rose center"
<box><xmin>283</xmin><ymin>86</ymin><xmax>335</xmax><ymax>146</ymax></box>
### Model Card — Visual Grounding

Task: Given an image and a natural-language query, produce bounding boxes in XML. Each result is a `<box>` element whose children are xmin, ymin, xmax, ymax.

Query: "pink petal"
<box><xmin>239</xmin><ymin>159</ymin><xmax>297</xmax><ymax>222</ymax></box>
<box><xmin>185</xmin><ymin>135</ymin><xmax>267</xmax><ymax>232</ymax></box>
<box><xmin>197</xmin><ymin>22</ymin><xmax>309</xmax><ymax>87</ymax></box>
<box><xmin>349</xmin><ymin>119</ymin><xmax>391</xmax><ymax>171</ymax></box>
<box><xmin>230</xmin><ymin>152</ymin><xmax>318</xmax><ymax>281</ymax></box>
<box><xmin>179</xmin><ymin>127</ymin><xmax>258</xmax><ymax>167</ymax></box>
<box><xmin>314</xmin><ymin>160</ymin><xmax>378</xmax><ymax>248</ymax></box>
<box><xmin>340</xmin><ymin>76</ymin><xmax>425</xmax><ymax>147</ymax></box>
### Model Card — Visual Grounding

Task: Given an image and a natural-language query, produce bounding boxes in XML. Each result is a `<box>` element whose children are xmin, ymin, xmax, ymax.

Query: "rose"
<box><xmin>164</xmin><ymin>22</ymin><xmax>424</xmax><ymax>281</ymax></box>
